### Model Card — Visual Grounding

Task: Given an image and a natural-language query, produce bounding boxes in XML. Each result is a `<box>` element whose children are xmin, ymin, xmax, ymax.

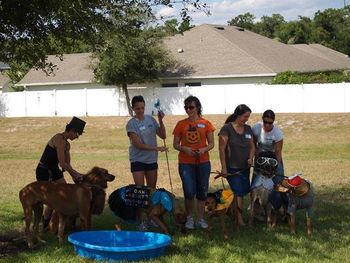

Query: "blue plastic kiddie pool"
<box><xmin>68</xmin><ymin>230</ymin><xmax>172</xmax><ymax>261</ymax></box>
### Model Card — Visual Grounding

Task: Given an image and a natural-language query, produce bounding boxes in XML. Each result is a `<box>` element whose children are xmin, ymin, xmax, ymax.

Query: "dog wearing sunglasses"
<box><xmin>249</xmin><ymin>151</ymin><xmax>278</xmax><ymax>228</ymax></box>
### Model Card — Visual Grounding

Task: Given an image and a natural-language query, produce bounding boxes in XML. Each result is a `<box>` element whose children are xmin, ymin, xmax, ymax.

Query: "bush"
<box><xmin>271</xmin><ymin>70</ymin><xmax>350</xmax><ymax>84</ymax></box>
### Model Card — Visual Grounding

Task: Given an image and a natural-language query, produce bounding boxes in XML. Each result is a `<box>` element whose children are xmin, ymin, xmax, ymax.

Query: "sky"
<box><xmin>156</xmin><ymin>0</ymin><xmax>346</xmax><ymax>25</ymax></box>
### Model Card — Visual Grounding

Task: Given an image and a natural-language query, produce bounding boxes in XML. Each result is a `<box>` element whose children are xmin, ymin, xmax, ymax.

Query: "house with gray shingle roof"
<box><xmin>162</xmin><ymin>24</ymin><xmax>350</xmax><ymax>82</ymax></box>
<box><xmin>15</xmin><ymin>24</ymin><xmax>350</xmax><ymax>90</ymax></box>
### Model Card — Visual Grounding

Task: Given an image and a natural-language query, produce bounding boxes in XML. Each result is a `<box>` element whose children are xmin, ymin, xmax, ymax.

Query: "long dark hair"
<box><xmin>225</xmin><ymin>104</ymin><xmax>251</xmax><ymax>124</ymax></box>
<box><xmin>184</xmin><ymin>95</ymin><xmax>202</xmax><ymax>116</ymax></box>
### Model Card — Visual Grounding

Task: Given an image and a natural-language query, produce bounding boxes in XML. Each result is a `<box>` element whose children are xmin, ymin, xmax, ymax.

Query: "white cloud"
<box><xmin>156</xmin><ymin>6</ymin><xmax>178</xmax><ymax>19</ymax></box>
<box><xmin>188</xmin><ymin>0</ymin><xmax>344</xmax><ymax>25</ymax></box>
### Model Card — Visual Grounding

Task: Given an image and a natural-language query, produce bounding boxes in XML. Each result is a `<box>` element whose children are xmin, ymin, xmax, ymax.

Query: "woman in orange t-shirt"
<box><xmin>173</xmin><ymin>95</ymin><xmax>215</xmax><ymax>230</ymax></box>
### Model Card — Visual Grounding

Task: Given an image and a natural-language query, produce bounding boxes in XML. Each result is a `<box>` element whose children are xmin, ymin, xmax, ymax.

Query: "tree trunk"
<box><xmin>122</xmin><ymin>83</ymin><xmax>133</xmax><ymax>116</ymax></box>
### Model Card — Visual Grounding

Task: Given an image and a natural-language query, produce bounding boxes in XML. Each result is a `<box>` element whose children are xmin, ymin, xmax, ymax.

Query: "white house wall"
<box><xmin>0</xmin><ymin>83</ymin><xmax>349</xmax><ymax>117</ymax></box>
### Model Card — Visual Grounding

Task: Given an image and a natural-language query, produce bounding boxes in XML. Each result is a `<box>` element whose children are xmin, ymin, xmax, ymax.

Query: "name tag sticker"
<box><xmin>139</xmin><ymin>125</ymin><xmax>146</xmax><ymax>131</ymax></box>
<box><xmin>245</xmin><ymin>134</ymin><xmax>252</xmax><ymax>139</ymax></box>
<box><xmin>197</xmin><ymin>123</ymin><xmax>205</xmax><ymax>128</ymax></box>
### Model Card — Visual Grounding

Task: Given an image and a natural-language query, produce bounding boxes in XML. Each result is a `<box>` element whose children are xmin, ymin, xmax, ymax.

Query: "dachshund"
<box><xmin>19</xmin><ymin>167</ymin><xmax>115</xmax><ymax>248</ymax></box>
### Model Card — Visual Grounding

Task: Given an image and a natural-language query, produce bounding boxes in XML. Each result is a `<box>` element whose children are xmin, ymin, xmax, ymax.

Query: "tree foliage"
<box><xmin>227</xmin><ymin>6</ymin><xmax>350</xmax><ymax>55</ymax></box>
<box><xmin>0</xmin><ymin>0</ymin><xmax>209</xmax><ymax>68</ymax></box>
<box><xmin>94</xmin><ymin>7</ymin><xmax>176</xmax><ymax>115</ymax></box>
<box><xmin>158</xmin><ymin>18</ymin><xmax>194</xmax><ymax>36</ymax></box>
<box><xmin>227</xmin><ymin>12</ymin><xmax>255</xmax><ymax>31</ymax></box>
<box><xmin>271</xmin><ymin>71</ymin><xmax>350</xmax><ymax>84</ymax></box>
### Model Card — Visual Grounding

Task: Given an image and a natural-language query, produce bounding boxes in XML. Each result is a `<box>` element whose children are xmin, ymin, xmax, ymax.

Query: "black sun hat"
<box><xmin>68</xmin><ymin>116</ymin><xmax>86</xmax><ymax>135</ymax></box>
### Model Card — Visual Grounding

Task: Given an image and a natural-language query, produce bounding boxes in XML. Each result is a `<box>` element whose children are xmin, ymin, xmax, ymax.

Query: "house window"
<box><xmin>161</xmin><ymin>83</ymin><xmax>178</xmax><ymax>88</ymax></box>
<box><xmin>185</xmin><ymin>82</ymin><xmax>201</xmax><ymax>87</ymax></box>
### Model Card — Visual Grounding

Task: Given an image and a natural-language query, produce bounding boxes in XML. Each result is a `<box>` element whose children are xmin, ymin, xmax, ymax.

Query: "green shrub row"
<box><xmin>271</xmin><ymin>70</ymin><xmax>350</xmax><ymax>84</ymax></box>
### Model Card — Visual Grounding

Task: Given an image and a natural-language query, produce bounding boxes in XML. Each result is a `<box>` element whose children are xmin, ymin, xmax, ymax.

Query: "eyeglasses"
<box><xmin>256</xmin><ymin>157</ymin><xmax>278</xmax><ymax>167</ymax></box>
<box><xmin>263</xmin><ymin>120</ymin><xmax>274</xmax><ymax>125</ymax></box>
<box><xmin>184</xmin><ymin>105</ymin><xmax>195</xmax><ymax>110</ymax></box>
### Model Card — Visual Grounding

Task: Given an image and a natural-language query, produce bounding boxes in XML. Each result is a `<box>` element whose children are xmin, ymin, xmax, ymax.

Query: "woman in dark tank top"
<box><xmin>35</xmin><ymin>116</ymin><xmax>86</xmax><ymax>229</ymax></box>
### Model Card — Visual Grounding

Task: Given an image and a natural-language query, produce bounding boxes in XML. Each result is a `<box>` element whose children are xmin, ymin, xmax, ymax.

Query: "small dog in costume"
<box><xmin>205</xmin><ymin>189</ymin><xmax>237</xmax><ymax>239</ymax></box>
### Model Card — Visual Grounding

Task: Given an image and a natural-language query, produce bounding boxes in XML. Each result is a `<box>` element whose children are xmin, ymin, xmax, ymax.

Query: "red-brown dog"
<box><xmin>19</xmin><ymin>167</ymin><xmax>115</xmax><ymax>248</ymax></box>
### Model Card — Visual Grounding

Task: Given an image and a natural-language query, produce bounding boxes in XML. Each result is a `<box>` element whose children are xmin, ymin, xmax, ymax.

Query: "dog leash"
<box><xmin>211</xmin><ymin>169</ymin><xmax>249</xmax><ymax>189</ymax></box>
<box><xmin>210</xmin><ymin>170</ymin><xmax>245</xmax><ymax>180</ymax></box>
<box><xmin>163</xmin><ymin>138</ymin><xmax>174</xmax><ymax>195</ymax></box>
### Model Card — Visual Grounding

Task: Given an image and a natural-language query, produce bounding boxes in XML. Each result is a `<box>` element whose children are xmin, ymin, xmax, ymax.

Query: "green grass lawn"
<box><xmin>0</xmin><ymin>114</ymin><xmax>350</xmax><ymax>262</ymax></box>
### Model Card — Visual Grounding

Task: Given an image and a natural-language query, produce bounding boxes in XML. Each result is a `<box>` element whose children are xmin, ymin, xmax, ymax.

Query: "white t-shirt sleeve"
<box><xmin>273</xmin><ymin>126</ymin><xmax>283</xmax><ymax>142</ymax></box>
<box><xmin>251</xmin><ymin>122</ymin><xmax>262</xmax><ymax>137</ymax></box>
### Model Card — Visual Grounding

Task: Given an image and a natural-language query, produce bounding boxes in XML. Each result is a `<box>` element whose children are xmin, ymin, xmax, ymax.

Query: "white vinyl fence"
<box><xmin>0</xmin><ymin>83</ymin><xmax>349</xmax><ymax>117</ymax></box>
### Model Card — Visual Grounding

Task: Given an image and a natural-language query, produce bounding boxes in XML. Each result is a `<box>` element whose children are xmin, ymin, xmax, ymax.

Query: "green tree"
<box><xmin>312</xmin><ymin>6</ymin><xmax>350</xmax><ymax>55</ymax></box>
<box><xmin>254</xmin><ymin>14</ymin><xmax>286</xmax><ymax>38</ymax></box>
<box><xmin>159</xmin><ymin>18</ymin><xmax>194</xmax><ymax>36</ymax></box>
<box><xmin>276</xmin><ymin>16</ymin><xmax>312</xmax><ymax>44</ymax></box>
<box><xmin>227</xmin><ymin>12</ymin><xmax>255</xmax><ymax>30</ymax></box>
<box><xmin>0</xmin><ymin>0</ymin><xmax>209</xmax><ymax>69</ymax></box>
<box><xmin>94</xmin><ymin>7</ymin><xmax>174</xmax><ymax>115</ymax></box>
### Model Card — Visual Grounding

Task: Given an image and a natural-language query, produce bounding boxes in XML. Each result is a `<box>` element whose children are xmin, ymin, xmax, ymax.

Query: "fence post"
<box><xmin>85</xmin><ymin>87</ymin><xmax>88</xmax><ymax>116</ymax></box>
<box><xmin>53</xmin><ymin>89</ymin><xmax>57</xmax><ymax>116</ymax></box>
<box><xmin>24</xmin><ymin>88</ymin><xmax>27</xmax><ymax>117</ymax></box>
<box><xmin>301</xmin><ymin>83</ymin><xmax>305</xmax><ymax>113</ymax></box>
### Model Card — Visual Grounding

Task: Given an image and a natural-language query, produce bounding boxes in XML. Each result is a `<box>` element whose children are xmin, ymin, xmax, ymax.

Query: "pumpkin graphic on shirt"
<box><xmin>185</xmin><ymin>126</ymin><xmax>201</xmax><ymax>144</ymax></box>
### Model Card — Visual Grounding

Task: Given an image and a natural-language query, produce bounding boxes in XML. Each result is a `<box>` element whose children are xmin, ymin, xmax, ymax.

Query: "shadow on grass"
<box><xmin>2</xmin><ymin>185</ymin><xmax>350</xmax><ymax>262</ymax></box>
<box><xmin>162</xmin><ymin>185</ymin><xmax>350</xmax><ymax>262</ymax></box>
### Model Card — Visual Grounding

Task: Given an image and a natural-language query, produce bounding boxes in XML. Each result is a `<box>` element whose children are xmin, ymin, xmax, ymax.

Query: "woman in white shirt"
<box><xmin>252</xmin><ymin>109</ymin><xmax>284</xmax><ymax>183</ymax></box>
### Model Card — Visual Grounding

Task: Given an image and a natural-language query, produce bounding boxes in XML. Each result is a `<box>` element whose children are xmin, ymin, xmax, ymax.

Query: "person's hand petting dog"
<box><xmin>72</xmin><ymin>173</ymin><xmax>83</xmax><ymax>184</ymax></box>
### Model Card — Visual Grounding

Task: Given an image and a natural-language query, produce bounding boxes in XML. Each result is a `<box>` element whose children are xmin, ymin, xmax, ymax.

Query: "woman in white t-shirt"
<box><xmin>252</xmin><ymin>109</ymin><xmax>284</xmax><ymax>182</ymax></box>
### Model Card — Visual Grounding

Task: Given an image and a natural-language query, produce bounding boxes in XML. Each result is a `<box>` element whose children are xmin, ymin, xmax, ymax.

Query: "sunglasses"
<box><xmin>256</xmin><ymin>157</ymin><xmax>278</xmax><ymax>167</ymax></box>
<box><xmin>263</xmin><ymin>120</ymin><xmax>274</xmax><ymax>125</ymax></box>
<box><xmin>184</xmin><ymin>105</ymin><xmax>196</xmax><ymax>110</ymax></box>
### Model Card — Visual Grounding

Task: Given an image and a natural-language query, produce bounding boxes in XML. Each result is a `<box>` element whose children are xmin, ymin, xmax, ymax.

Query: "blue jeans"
<box><xmin>178</xmin><ymin>162</ymin><xmax>211</xmax><ymax>201</ymax></box>
<box><xmin>276</xmin><ymin>160</ymin><xmax>285</xmax><ymax>177</ymax></box>
<box><xmin>227</xmin><ymin>167</ymin><xmax>250</xmax><ymax>197</ymax></box>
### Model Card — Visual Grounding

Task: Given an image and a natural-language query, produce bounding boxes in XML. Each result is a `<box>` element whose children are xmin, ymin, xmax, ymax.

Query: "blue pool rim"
<box><xmin>68</xmin><ymin>230</ymin><xmax>172</xmax><ymax>261</ymax></box>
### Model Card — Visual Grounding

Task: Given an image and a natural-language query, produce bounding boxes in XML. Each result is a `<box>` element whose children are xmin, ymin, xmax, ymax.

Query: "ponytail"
<box><xmin>225</xmin><ymin>104</ymin><xmax>252</xmax><ymax>123</ymax></box>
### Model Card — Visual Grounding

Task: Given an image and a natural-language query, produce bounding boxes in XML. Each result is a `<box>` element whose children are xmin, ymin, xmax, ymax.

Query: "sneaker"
<box><xmin>196</xmin><ymin>218</ymin><xmax>208</xmax><ymax>229</ymax></box>
<box><xmin>185</xmin><ymin>216</ymin><xmax>195</xmax><ymax>230</ymax></box>
<box><xmin>147</xmin><ymin>218</ymin><xmax>158</xmax><ymax>227</ymax></box>
<box><xmin>138</xmin><ymin>221</ymin><xmax>149</xmax><ymax>231</ymax></box>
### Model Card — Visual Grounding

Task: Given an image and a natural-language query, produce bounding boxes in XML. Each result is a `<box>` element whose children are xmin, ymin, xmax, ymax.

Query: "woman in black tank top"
<box><xmin>35</xmin><ymin>116</ymin><xmax>86</xmax><ymax>229</ymax></box>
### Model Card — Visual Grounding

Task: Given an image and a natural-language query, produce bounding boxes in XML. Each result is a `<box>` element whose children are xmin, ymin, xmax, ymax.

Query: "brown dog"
<box><xmin>109</xmin><ymin>187</ymin><xmax>186</xmax><ymax>235</ymax></box>
<box><xmin>205</xmin><ymin>189</ymin><xmax>237</xmax><ymax>239</ymax></box>
<box><xmin>274</xmin><ymin>175</ymin><xmax>314</xmax><ymax>236</ymax></box>
<box><xmin>249</xmin><ymin>174</ymin><xmax>274</xmax><ymax>228</ymax></box>
<box><xmin>19</xmin><ymin>167</ymin><xmax>115</xmax><ymax>248</ymax></box>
